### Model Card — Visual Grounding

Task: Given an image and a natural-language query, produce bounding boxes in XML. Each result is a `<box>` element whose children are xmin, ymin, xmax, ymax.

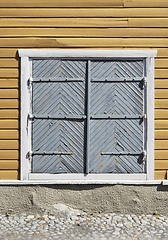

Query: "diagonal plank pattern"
<box><xmin>33</xmin><ymin>59</ymin><xmax>86</xmax><ymax>80</ymax></box>
<box><xmin>31</xmin><ymin>59</ymin><xmax>144</xmax><ymax>174</ymax></box>
<box><xmin>32</xmin><ymin>119</ymin><xmax>85</xmax><ymax>173</ymax></box>
<box><xmin>89</xmin><ymin>120</ymin><xmax>143</xmax><ymax>173</ymax></box>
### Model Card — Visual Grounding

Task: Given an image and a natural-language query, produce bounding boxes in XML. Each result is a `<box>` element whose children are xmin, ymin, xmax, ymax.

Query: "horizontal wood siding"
<box><xmin>0</xmin><ymin>1</ymin><xmax>167</xmax><ymax>180</ymax></box>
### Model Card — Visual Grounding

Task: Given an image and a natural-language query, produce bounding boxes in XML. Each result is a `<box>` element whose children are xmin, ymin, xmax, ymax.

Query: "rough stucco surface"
<box><xmin>0</xmin><ymin>185</ymin><xmax>168</xmax><ymax>215</ymax></box>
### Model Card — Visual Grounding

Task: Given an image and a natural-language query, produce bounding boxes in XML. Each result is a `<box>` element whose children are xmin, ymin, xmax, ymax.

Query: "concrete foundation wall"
<box><xmin>0</xmin><ymin>185</ymin><xmax>168</xmax><ymax>215</ymax></box>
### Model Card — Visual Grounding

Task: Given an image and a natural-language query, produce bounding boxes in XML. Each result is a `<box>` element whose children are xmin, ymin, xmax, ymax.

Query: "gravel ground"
<box><xmin>0</xmin><ymin>211</ymin><xmax>168</xmax><ymax>240</ymax></box>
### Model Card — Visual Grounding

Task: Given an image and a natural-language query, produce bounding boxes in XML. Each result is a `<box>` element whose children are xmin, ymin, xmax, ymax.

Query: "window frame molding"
<box><xmin>19</xmin><ymin>49</ymin><xmax>157</xmax><ymax>182</ymax></box>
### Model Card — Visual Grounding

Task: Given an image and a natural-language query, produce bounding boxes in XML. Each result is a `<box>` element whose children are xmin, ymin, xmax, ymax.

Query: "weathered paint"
<box><xmin>0</xmin><ymin>0</ymin><xmax>167</xmax><ymax>179</ymax></box>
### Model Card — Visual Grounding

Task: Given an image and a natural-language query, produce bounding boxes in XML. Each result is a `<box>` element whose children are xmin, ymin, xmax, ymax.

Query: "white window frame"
<box><xmin>19</xmin><ymin>49</ymin><xmax>157</xmax><ymax>182</ymax></box>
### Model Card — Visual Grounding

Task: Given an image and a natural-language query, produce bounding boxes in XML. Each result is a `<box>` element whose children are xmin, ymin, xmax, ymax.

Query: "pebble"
<box><xmin>0</xmin><ymin>212</ymin><xmax>167</xmax><ymax>239</ymax></box>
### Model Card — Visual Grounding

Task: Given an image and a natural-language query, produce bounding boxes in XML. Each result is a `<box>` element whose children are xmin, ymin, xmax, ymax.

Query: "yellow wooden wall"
<box><xmin>0</xmin><ymin>0</ymin><xmax>168</xmax><ymax>180</ymax></box>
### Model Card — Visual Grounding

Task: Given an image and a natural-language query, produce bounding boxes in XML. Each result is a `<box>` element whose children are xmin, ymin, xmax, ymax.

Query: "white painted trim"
<box><xmin>18</xmin><ymin>49</ymin><xmax>157</xmax><ymax>59</ymax></box>
<box><xmin>19</xmin><ymin>49</ymin><xmax>157</xmax><ymax>182</ymax></box>
<box><xmin>29</xmin><ymin>173</ymin><xmax>147</xmax><ymax>181</ymax></box>
<box><xmin>146</xmin><ymin>57</ymin><xmax>155</xmax><ymax>180</ymax></box>
<box><xmin>20</xmin><ymin>57</ymin><xmax>31</xmax><ymax>180</ymax></box>
<box><xmin>0</xmin><ymin>180</ymin><xmax>162</xmax><ymax>185</ymax></box>
<box><xmin>162</xmin><ymin>180</ymin><xmax>168</xmax><ymax>185</ymax></box>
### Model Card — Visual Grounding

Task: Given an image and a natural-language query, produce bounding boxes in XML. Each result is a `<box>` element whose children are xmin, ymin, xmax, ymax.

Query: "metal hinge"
<box><xmin>27</xmin><ymin>151</ymin><xmax>33</xmax><ymax>162</ymax></box>
<box><xmin>27</xmin><ymin>77</ymin><xmax>33</xmax><ymax>88</ymax></box>
<box><xmin>140</xmin><ymin>77</ymin><xmax>147</xmax><ymax>89</ymax></box>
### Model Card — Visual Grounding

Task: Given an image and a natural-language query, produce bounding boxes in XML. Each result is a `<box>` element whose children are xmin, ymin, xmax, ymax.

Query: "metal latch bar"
<box><xmin>91</xmin><ymin>77</ymin><xmax>144</xmax><ymax>82</ymax></box>
<box><xmin>90</xmin><ymin>114</ymin><xmax>146</xmax><ymax>119</ymax></box>
<box><xmin>28</xmin><ymin>115</ymin><xmax>86</xmax><ymax>120</ymax></box>
<box><xmin>101</xmin><ymin>151</ymin><xmax>144</xmax><ymax>155</ymax></box>
<box><xmin>31</xmin><ymin>152</ymin><xmax>73</xmax><ymax>156</ymax></box>
<box><xmin>33</xmin><ymin>77</ymin><xmax>84</xmax><ymax>82</ymax></box>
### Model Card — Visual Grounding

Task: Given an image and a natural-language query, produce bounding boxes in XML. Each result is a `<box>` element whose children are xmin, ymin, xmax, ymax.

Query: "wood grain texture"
<box><xmin>155</xmin><ymin>69</ymin><xmax>168</xmax><ymax>79</ymax></box>
<box><xmin>155</xmin><ymin>79</ymin><xmax>168</xmax><ymax>89</ymax></box>
<box><xmin>0</xmin><ymin>0</ymin><xmax>123</xmax><ymax>8</ymax></box>
<box><xmin>124</xmin><ymin>0</ymin><xmax>168</xmax><ymax>8</ymax></box>
<box><xmin>155</xmin><ymin>150</ymin><xmax>168</xmax><ymax>159</ymax></box>
<box><xmin>0</xmin><ymin>130</ymin><xmax>18</xmax><ymax>139</ymax></box>
<box><xmin>155</xmin><ymin>99</ymin><xmax>168</xmax><ymax>109</ymax></box>
<box><xmin>0</xmin><ymin>140</ymin><xmax>18</xmax><ymax>149</ymax></box>
<box><xmin>0</xmin><ymin>59</ymin><xmax>18</xmax><ymax>68</ymax></box>
<box><xmin>155</xmin><ymin>130</ymin><xmax>168</xmax><ymax>140</ymax></box>
<box><xmin>0</xmin><ymin>120</ymin><xmax>18</xmax><ymax>129</ymax></box>
<box><xmin>0</xmin><ymin>0</ymin><xmax>168</xmax><ymax>8</ymax></box>
<box><xmin>0</xmin><ymin>110</ymin><xmax>18</xmax><ymax>118</ymax></box>
<box><xmin>0</xmin><ymin>160</ymin><xmax>19</xmax><ymax>170</ymax></box>
<box><xmin>155</xmin><ymin>140</ymin><xmax>168</xmax><ymax>149</ymax></box>
<box><xmin>155</xmin><ymin>120</ymin><xmax>168</xmax><ymax>129</ymax></box>
<box><xmin>0</xmin><ymin>79</ymin><xmax>18</xmax><ymax>88</ymax></box>
<box><xmin>1</xmin><ymin>18</ymin><xmax>168</xmax><ymax>28</ymax></box>
<box><xmin>0</xmin><ymin>49</ymin><xmax>18</xmax><ymax>58</ymax></box>
<box><xmin>0</xmin><ymin>48</ymin><xmax>166</xmax><ymax>57</ymax></box>
<box><xmin>1</xmin><ymin>28</ymin><xmax>168</xmax><ymax>37</ymax></box>
<box><xmin>155</xmin><ymin>110</ymin><xmax>168</xmax><ymax>119</ymax></box>
<box><xmin>0</xmin><ymin>89</ymin><xmax>18</xmax><ymax>98</ymax></box>
<box><xmin>155</xmin><ymin>59</ymin><xmax>168</xmax><ymax>69</ymax></box>
<box><xmin>0</xmin><ymin>69</ymin><xmax>18</xmax><ymax>78</ymax></box>
<box><xmin>0</xmin><ymin>8</ymin><xmax>168</xmax><ymax>18</ymax></box>
<box><xmin>0</xmin><ymin>38</ymin><xmax>167</xmax><ymax>48</ymax></box>
<box><xmin>0</xmin><ymin>99</ymin><xmax>18</xmax><ymax>108</ymax></box>
<box><xmin>155</xmin><ymin>89</ymin><xmax>168</xmax><ymax>99</ymax></box>
<box><xmin>0</xmin><ymin>170</ymin><xmax>18</xmax><ymax>179</ymax></box>
<box><xmin>0</xmin><ymin>150</ymin><xmax>18</xmax><ymax>159</ymax></box>
<box><xmin>155</xmin><ymin>160</ymin><xmax>168</xmax><ymax>169</ymax></box>
<box><xmin>154</xmin><ymin>170</ymin><xmax>166</xmax><ymax>179</ymax></box>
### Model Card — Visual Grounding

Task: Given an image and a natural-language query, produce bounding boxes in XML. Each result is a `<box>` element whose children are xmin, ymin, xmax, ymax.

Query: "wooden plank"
<box><xmin>0</xmin><ymin>110</ymin><xmax>18</xmax><ymax>118</ymax></box>
<box><xmin>124</xmin><ymin>0</ymin><xmax>168</xmax><ymax>8</ymax></box>
<box><xmin>0</xmin><ymin>0</ymin><xmax>123</xmax><ymax>8</ymax></box>
<box><xmin>0</xmin><ymin>59</ymin><xmax>18</xmax><ymax>68</ymax></box>
<box><xmin>155</xmin><ymin>150</ymin><xmax>168</xmax><ymax>159</ymax></box>
<box><xmin>0</xmin><ymin>140</ymin><xmax>18</xmax><ymax>149</ymax></box>
<box><xmin>154</xmin><ymin>170</ymin><xmax>166</xmax><ymax>180</ymax></box>
<box><xmin>0</xmin><ymin>38</ymin><xmax>168</xmax><ymax>48</ymax></box>
<box><xmin>0</xmin><ymin>89</ymin><xmax>18</xmax><ymax>98</ymax></box>
<box><xmin>0</xmin><ymin>48</ymin><xmax>166</xmax><ymax>57</ymax></box>
<box><xmin>0</xmin><ymin>8</ymin><xmax>168</xmax><ymax>18</ymax></box>
<box><xmin>155</xmin><ymin>79</ymin><xmax>168</xmax><ymax>89</ymax></box>
<box><xmin>155</xmin><ymin>59</ymin><xmax>168</xmax><ymax>69</ymax></box>
<box><xmin>1</xmin><ymin>28</ymin><xmax>168</xmax><ymax>38</ymax></box>
<box><xmin>155</xmin><ymin>140</ymin><xmax>168</xmax><ymax>149</ymax></box>
<box><xmin>0</xmin><ymin>69</ymin><xmax>18</xmax><ymax>78</ymax></box>
<box><xmin>0</xmin><ymin>18</ymin><xmax>129</xmax><ymax>28</ymax></box>
<box><xmin>0</xmin><ymin>150</ymin><xmax>18</xmax><ymax>159</ymax></box>
<box><xmin>155</xmin><ymin>130</ymin><xmax>168</xmax><ymax>139</ymax></box>
<box><xmin>155</xmin><ymin>160</ymin><xmax>168</xmax><ymax>169</ymax></box>
<box><xmin>0</xmin><ymin>99</ymin><xmax>18</xmax><ymax>109</ymax></box>
<box><xmin>155</xmin><ymin>120</ymin><xmax>168</xmax><ymax>129</ymax></box>
<box><xmin>157</xmin><ymin>48</ymin><xmax>168</xmax><ymax>58</ymax></box>
<box><xmin>1</xmin><ymin>18</ymin><xmax>168</xmax><ymax>28</ymax></box>
<box><xmin>0</xmin><ymin>160</ymin><xmax>19</xmax><ymax>170</ymax></box>
<box><xmin>155</xmin><ymin>110</ymin><xmax>168</xmax><ymax>119</ymax></box>
<box><xmin>0</xmin><ymin>120</ymin><xmax>18</xmax><ymax>129</ymax></box>
<box><xmin>0</xmin><ymin>79</ymin><xmax>18</xmax><ymax>88</ymax></box>
<box><xmin>155</xmin><ymin>99</ymin><xmax>168</xmax><ymax>109</ymax></box>
<box><xmin>0</xmin><ymin>130</ymin><xmax>18</xmax><ymax>139</ymax></box>
<box><xmin>155</xmin><ymin>69</ymin><xmax>168</xmax><ymax>79</ymax></box>
<box><xmin>155</xmin><ymin>89</ymin><xmax>168</xmax><ymax>99</ymax></box>
<box><xmin>0</xmin><ymin>170</ymin><xmax>18</xmax><ymax>179</ymax></box>
<box><xmin>0</xmin><ymin>49</ymin><xmax>17</xmax><ymax>58</ymax></box>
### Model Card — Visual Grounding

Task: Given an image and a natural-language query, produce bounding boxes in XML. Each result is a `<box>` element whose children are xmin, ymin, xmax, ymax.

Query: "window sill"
<box><xmin>0</xmin><ymin>180</ymin><xmax>163</xmax><ymax>185</ymax></box>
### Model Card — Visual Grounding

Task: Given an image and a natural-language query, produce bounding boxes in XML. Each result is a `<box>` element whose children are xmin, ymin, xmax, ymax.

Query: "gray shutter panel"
<box><xmin>89</xmin><ymin>60</ymin><xmax>144</xmax><ymax>173</ymax></box>
<box><xmin>31</xmin><ymin>58</ymin><xmax>145</xmax><ymax>175</ymax></box>
<box><xmin>31</xmin><ymin>59</ymin><xmax>86</xmax><ymax>173</ymax></box>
